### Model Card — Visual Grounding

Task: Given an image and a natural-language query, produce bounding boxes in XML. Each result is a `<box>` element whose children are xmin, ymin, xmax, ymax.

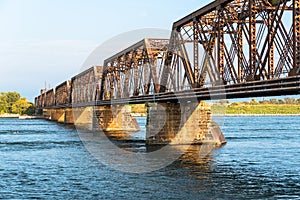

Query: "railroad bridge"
<box><xmin>35</xmin><ymin>0</ymin><xmax>300</xmax><ymax>145</ymax></box>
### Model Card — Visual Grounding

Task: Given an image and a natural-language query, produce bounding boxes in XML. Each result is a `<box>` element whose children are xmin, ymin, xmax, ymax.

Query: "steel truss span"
<box><xmin>35</xmin><ymin>0</ymin><xmax>300</xmax><ymax>109</ymax></box>
<box><xmin>166</xmin><ymin>0</ymin><xmax>300</xmax><ymax>90</ymax></box>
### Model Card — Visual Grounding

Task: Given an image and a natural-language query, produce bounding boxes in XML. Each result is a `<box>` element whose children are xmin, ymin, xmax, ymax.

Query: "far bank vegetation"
<box><xmin>129</xmin><ymin>98</ymin><xmax>300</xmax><ymax>115</ymax></box>
<box><xmin>212</xmin><ymin>98</ymin><xmax>300</xmax><ymax>115</ymax></box>
<box><xmin>0</xmin><ymin>92</ymin><xmax>35</xmax><ymax>115</ymax></box>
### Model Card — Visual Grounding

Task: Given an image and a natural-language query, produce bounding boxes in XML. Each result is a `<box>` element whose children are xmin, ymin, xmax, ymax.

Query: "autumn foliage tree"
<box><xmin>0</xmin><ymin>92</ymin><xmax>35</xmax><ymax>115</ymax></box>
<box><xmin>11</xmin><ymin>98</ymin><xmax>33</xmax><ymax>115</ymax></box>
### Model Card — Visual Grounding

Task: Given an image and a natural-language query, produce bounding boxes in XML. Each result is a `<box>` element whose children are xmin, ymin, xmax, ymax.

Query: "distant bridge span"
<box><xmin>35</xmin><ymin>0</ymin><xmax>300</xmax><ymax>145</ymax></box>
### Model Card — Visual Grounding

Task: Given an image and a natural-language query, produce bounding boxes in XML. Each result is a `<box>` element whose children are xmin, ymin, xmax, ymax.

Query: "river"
<box><xmin>0</xmin><ymin>116</ymin><xmax>299</xmax><ymax>199</ymax></box>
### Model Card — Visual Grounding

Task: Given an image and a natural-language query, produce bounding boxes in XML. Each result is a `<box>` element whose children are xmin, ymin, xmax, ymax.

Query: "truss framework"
<box><xmin>160</xmin><ymin>0</ymin><xmax>300</xmax><ymax>92</ymax></box>
<box><xmin>36</xmin><ymin>0</ymin><xmax>300</xmax><ymax>106</ymax></box>
<box><xmin>99</xmin><ymin>39</ymin><xmax>169</xmax><ymax>100</ymax></box>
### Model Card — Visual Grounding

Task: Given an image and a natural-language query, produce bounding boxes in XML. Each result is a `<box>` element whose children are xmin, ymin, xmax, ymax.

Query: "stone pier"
<box><xmin>43</xmin><ymin>108</ymin><xmax>63</xmax><ymax>122</ymax></box>
<box><xmin>43</xmin><ymin>105</ymin><xmax>140</xmax><ymax>132</ymax></box>
<box><xmin>72</xmin><ymin>107</ymin><xmax>94</xmax><ymax>129</ymax></box>
<box><xmin>42</xmin><ymin>102</ymin><xmax>225</xmax><ymax>146</ymax></box>
<box><xmin>146</xmin><ymin>101</ymin><xmax>226</xmax><ymax>145</ymax></box>
<box><xmin>43</xmin><ymin>108</ymin><xmax>51</xmax><ymax>120</ymax></box>
<box><xmin>94</xmin><ymin>105</ymin><xmax>140</xmax><ymax>132</ymax></box>
<box><xmin>64</xmin><ymin>108</ymin><xmax>74</xmax><ymax>124</ymax></box>
<box><xmin>43</xmin><ymin>108</ymin><xmax>74</xmax><ymax>124</ymax></box>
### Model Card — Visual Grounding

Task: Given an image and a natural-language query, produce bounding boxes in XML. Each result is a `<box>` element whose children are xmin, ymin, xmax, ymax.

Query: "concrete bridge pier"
<box><xmin>43</xmin><ymin>108</ymin><xmax>51</xmax><ymax>120</ymax></box>
<box><xmin>43</xmin><ymin>105</ymin><xmax>140</xmax><ymax>131</ymax></box>
<box><xmin>94</xmin><ymin>105</ymin><xmax>140</xmax><ymax>132</ymax></box>
<box><xmin>43</xmin><ymin>108</ymin><xmax>64</xmax><ymax>122</ymax></box>
<box><xmin>64</xmin><ymin>108</ymin><xmax>74</xmax><ymax>124</ymax></box>
<box><xmin>146</xmin><ymin>101</ymin><xmax>226</xmax><ymax>145</ymax></box>
<box><xmin>73</xmin><ymin>107</ymin><xmax>94</xmax><ymax>130</ymax></box>
<box><xmin>43</xmin><ymin>108</ymin><xmax>74</xmax><ymax>124</ymax></box>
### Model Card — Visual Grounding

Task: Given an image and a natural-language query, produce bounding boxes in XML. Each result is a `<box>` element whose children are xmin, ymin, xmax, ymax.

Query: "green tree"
<box><xmin>269</xmin><ymin>98</ymin><xmax>278</xmax><ymax>104</ymax></box>
<box><xmin>259</xmin><ymin>100</ymin><xmax>269</xmax><ymax>104</ymax></box>
<box><xmin>11</xmin><ymin>98</ymin><xmax>32</xmax><ymax>115</ymax></box>
<box><xmin>249</xmin><ymin>99</ymin><xmax>258</xmax><ymax>105</ymax></box>
<box><xmin>216</xmin><ymin>99</ymin><xmax>230</xmax><ymax>105</ymax></box>
<box><xmin>230</xmin><ymin>102</ymin><xmax>241</xmax><ymax>106</ymax></box>
<box><xmin>278</xmin><ymin>99</ymin><xmax>284</xmax><ymax>104</ymax></box>
<box><xmin>0</xmin><ymin>92</ymin><xmax>33</xmax><ymax>114</ymax></box>
<box><xmin>6</xmin><ymin>92</ymin><xmax>20</xmax><ymax>113</ymax></box>
<box><xmin>24</xmin><ymin>103</ymin><xmax>35</xmax><ymax>115</ymax></box>
<box><xmin>0</xmin><ymin>93</ymin><xmax>8</xmax><ymax>114</ymax></box>
<box><xmin>284</xmin><ymin>97</ymin><xmax>296</xmax><ymax>104</ymax></box>
<box><xmin>6</xmin><ymin>92</ymin><xmax>20</xmax><ymax>103</ymax></box>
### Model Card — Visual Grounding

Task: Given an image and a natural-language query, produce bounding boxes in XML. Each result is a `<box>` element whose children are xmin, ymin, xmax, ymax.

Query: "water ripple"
<box><xmin>0</xmin><ymin>117</ymin><xmax>299</xmax><ymax>199</ymax></box>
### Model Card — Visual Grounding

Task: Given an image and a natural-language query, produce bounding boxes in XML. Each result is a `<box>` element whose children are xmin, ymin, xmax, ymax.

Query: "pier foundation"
<box><xmin>64</xmin><ymin>108</ymin><xmax>74</xmax><ymax>124</ymax></box>
<box><xmin>43</xmin><ymin>105</ymin><xmax>139</xmax><ymax>132</ymax></box>
<box><xmin>43</xmin><ymin>108</ymin><xmax>74</xmax><ymax>124</ymax></box>
<box><xmin>94</xmin><ymin>105</ymin><xmax>140</xmax><ymax>132</ymax></box>
<box><xmin>73</xmin><ymin>107</ymin><xmax>94</xmax><ymax>129</ymax></box>
<box><xmin>146</xmin><ymin>101</ymin><xmax>226</xmax><ymax>145</ymax></box>
<box><xmin>42</xmin><ymin>102</ymin><xmax>225</xmax><ymax>146</ymax></box>
<box><xmin>43</xmin><ymin>108</ymin><xmax>64</xmax><ymax>122</ymax></box>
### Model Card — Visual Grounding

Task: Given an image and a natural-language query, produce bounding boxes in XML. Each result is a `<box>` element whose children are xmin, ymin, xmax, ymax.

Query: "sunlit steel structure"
<box><xmin>36</xmin><ymin>0</ymin><xmax>300</xmax><ymax>108</ymax></box>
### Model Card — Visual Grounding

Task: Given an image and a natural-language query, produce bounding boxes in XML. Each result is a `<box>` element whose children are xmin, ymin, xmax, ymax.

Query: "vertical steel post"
<box><xmin>249</xmin><ymin>0</ymin><xmax>257</xmax><ymax>80</ymax></box>
<box><xmin>238</xmin><ymin>22</ymin><xmax>243</xmax><ymax>82</ymax></box>
<box><xmin>294</xmin><ymin>0</ymin><xmax>300</xmax><ymax>74</ymax></box>
<box><xmin>268</xmin><ymin>12</ymin><xmax>274</xmax><ymax>79</ymax></box>
<box><xmin>193</xmin><ymin>19</ymin><xmax>199</xmax><ymax>87</ymax></box>
<box><xmin>218</xmin><ymin>12</ymin><xmax>225</xmax><ymax>84</ymax></box>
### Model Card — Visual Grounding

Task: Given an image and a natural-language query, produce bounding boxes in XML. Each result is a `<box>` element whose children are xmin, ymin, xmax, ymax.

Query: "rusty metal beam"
<box><xmin>172</xmin><ymin>0</ymin><xmax>233</xmax><ymax>30</ymax></box>
<box><xmin>248</xmin><ymin>0</ymin><xmax>257</xmax><ymax>81</ymax></box>
<box><xmin>101</xmin><ymin>38</ymin><xmax>169</xmax><ymax>100</ymax></box>
<box><xmin>55</xmin><ymin>80</ymin><xmax>71</xmax><ymax>105</ymax></box>
<box><xmin>71</xmin><ymin>66</ymin><xmax>102</xmax><ymax>104</ymax></box>
<box><xmin>292</xmin><ymin>0</ymin><xmax>300</xmax><ymax>75</ymax></box>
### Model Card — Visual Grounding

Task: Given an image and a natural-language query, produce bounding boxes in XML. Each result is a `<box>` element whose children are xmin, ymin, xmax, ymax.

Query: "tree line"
<box><xmin>216</xmin><ymin>97</ymin><xmax>300</xmax><ymax>106</ymax></box>
<box><xmin>0</xmin><ymin>92</ymin><xmax>35</xmax><ymax>115</ymax></box>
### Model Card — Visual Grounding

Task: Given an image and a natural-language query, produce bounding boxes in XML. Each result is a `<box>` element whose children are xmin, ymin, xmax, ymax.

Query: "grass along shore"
<box><xmin>212</xmin><ymin>104</ymin><xmax>300</xmax><ymax>115</ymax></box>
<box><xmin>3</xmin><ymin>101</ymin><xmax>297</xmax><ymax>118</ymax></box>
<box><xmin>129</xmin><ymin>102</ymin><xmax>300</xmax><ymax>116</ymax></box>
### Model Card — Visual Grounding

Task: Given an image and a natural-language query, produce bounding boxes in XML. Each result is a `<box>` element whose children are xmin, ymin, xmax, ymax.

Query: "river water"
<box><xmin>0</xmin><ymin>117</ymin><xmax>299</xmax><ymax>199</ymax></box>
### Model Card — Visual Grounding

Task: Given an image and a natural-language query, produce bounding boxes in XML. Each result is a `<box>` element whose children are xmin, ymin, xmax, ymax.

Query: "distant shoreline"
<box><xmin>131</xmin><ymin>113</ymin><xmax>300</xmax><ymax>117</ymax></box>
<box><xmin>131</xmin><ymin>113</ymin><xmax>147</xmax><ymax>117</ymax></box>
<box><xmin>1</xmin><ymin>113</ymin><xmax>299</xmax><ymax>119</ymax></box>
<box><xmin>212</xmin><ymin>114</ymin><xmax>300</xmax><ymax>117</ymax></box>
<box><xmin>0</xmin><ymin>113</ymin><xmax>44</xmax><ymax>119</ymax></box>
<box><xmin>0</xmin><ymin>113</ymin><xmax>19</xmax><ymax>118</ymax></box>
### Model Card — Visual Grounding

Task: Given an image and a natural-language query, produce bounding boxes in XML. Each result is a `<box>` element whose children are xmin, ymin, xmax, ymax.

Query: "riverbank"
<box><xmin>0</xmin><ymin>113</ymin><xmax>19</xmax><ymax>118</ymax></box>
<box><xmin>130</xmin><ymin>104</ymin><xmax>300</xmax><ymax>116</ymax></box>
<box><xmin>212</xmin><ymin>113</ymin><xmax>300</xmax><ymax>117</ymax></box>
<box><xmin>212</xmin><ymin>104</ymin><xmax>300</xmax><ymax>115</ymax></box>
<box><xmin>0</xmin><ymin>113</ymin><xmax>44</xmax><ymax>119</ymax></box>
<box><xmin>130</xmin><ymin>113</ymin><xmax>300</xmax><ymax>117</ymax></box>
<box><xmin>18</xmin><ymin>115</ymin><xmax>45</xmax><ymax>120</ymax></box>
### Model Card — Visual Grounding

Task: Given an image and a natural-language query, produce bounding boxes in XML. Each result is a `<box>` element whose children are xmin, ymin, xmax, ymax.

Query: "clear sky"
<box><xmin>0</xmin><ymin>0</ymin><xmax>211</xmax><ymax>102</ymax></box>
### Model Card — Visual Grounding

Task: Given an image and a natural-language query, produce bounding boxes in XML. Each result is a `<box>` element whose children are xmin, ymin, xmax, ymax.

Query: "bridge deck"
<box><xmin>45</xmin><ymin>76</ymin><xmax>300</xmax><ymax>108</ymax></box>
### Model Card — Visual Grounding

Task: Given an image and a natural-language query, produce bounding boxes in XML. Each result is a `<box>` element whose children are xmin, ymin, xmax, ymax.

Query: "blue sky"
<box><xmin>0</xmin><ymin>0</ymin><xmax>209</xmax><ymax>101</ymax></box>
